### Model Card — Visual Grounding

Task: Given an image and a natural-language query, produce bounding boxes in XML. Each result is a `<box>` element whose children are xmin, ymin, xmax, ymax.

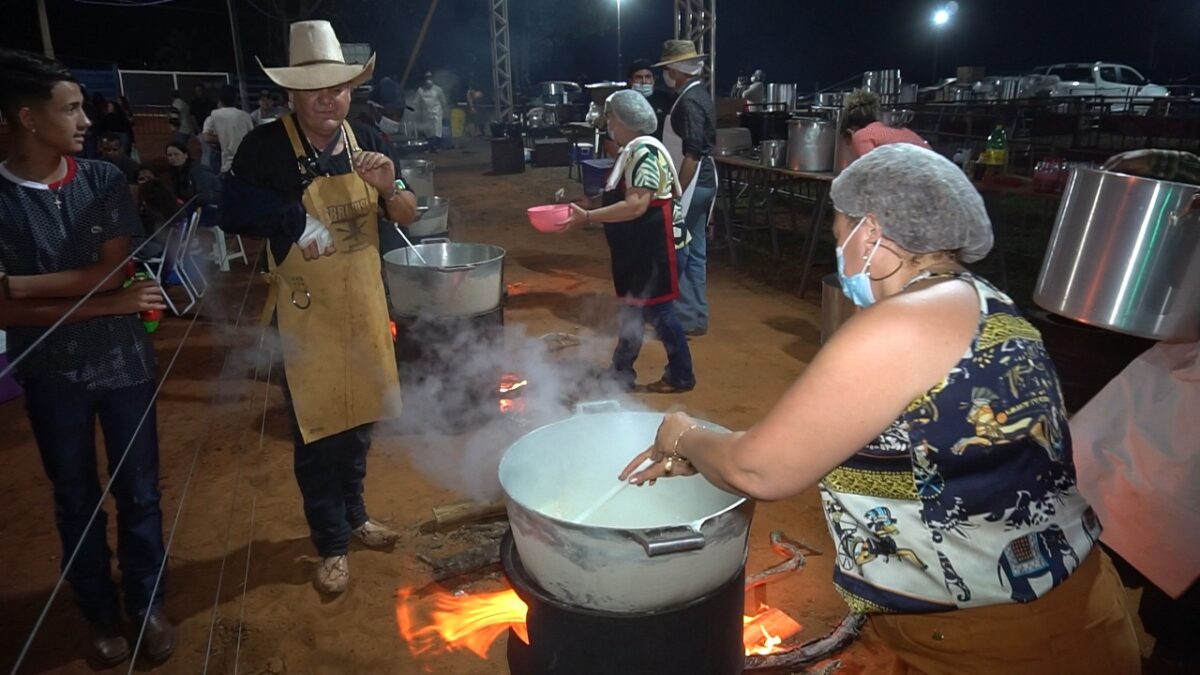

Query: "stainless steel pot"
<box><xmin>382</xmin><ymin>239</ymin><xmax>506</xmax><ymax>317</ymax></box>
<box><xmin>760</xmin><ymin>140</ymin><xmax>787</xmax><ymax>168</ymax></box>
<box><xmin>540</xmin><ymin>81</ymin><xmax>581</xmax><ymax>105</ymax></box>
<box><xmin>715</xmin><ymin>127</ymin><xmax>752</xmax><ymax>157</ymax></box>
<box><xmin>498</xmin><ymin>400</ymin><xmax>752</xmax><ymax>613</ymax></box>
<box><xmin>820</xmin><ymin>274</ymin><xmax>857</xmax><ymax>343</ymax></box>
<box><xmin>399</xmin><ymin>159</ymin><xmax>434</xmax><ymax>200</ymax></box>
<box><xmin>880</xmin><ymin>109</ymin><xmax>914</xmax><ymax>128</ymax></box>
<box><xmin>1035</xmin><ymin>167</ymin><xmax>1200</xmax><ymax>342</ymax></box>
<box><xmin>764</xmin><ymin>83</ymin><xmax>798</xmax><ymax>111</ymax></box>
<box><xmin>406</xmin><ymin>196</ymin><xmax>449</xmax><ymax>238</ymax></box>
<box><xmin>787</xmin><ymin>117</ymin><xmax>836</xmax><ymax>172</ymax></box>
<box><xmin>815</xmin><ymin>92</ymin><xmax>844</xmax><ymax>108</ymax></box>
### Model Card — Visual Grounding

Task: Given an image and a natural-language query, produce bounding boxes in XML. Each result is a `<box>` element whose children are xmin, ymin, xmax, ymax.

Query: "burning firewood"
<box><xmin>743</xmin><ymin>612</ymin><xmax>866</xmax><ymax>671</ymax></box>
<box><xmin>743</xmin><ymin>607</ymin><xmax>804</xmax><ymax>655</ymax></box>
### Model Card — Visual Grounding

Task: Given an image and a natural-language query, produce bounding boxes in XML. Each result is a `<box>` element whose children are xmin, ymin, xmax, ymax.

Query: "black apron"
<box><xmin>602</xmin><ymin>180</ymin><xmax>679</xmax><ymax>306</ymax></box>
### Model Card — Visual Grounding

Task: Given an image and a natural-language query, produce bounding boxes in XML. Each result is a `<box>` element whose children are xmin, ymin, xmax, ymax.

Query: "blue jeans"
<box><xmin>281</xmin><ymin>375</ymin><xmax>371</xmax><ymax>557</ymax></box>
<box><xmin>676</xmin><ymin>182</ymin><xmax>717</xmax><ymax>333</ymax></box>
<box><xmin>24</xmin><ymin>379</ymin><xmax>166</xmax><ymax>624</ymax></box>
<box><xmin>611</xmin><ymin>301</ymin><xmax>695</xmax><ymax>389</ymax></box>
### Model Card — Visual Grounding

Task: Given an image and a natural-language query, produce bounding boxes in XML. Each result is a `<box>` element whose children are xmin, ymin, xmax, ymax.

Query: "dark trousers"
<box><xmin>24</xmin><ymin>379</ymin><xmax>166</xmax><ymax>624</ymax></box>
<box><xmin>611</xmin><ymin>301</ymin><xmax>695</xmax><ymax>389</ymax></box>
<box><xmin>281</xmin><ymin>376</ymin><xmax>371</xmax><ymax>557</ymax></box>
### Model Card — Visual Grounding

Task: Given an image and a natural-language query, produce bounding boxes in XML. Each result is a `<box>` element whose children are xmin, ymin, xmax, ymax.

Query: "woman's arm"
<box><xmin>624</xmin><ymin>283</ymin><xmax>981</xmax><ymax>499</ymax></box>
<box><xmin>566</xmin><ymin>187</ymin><xmax>655</xmax><ymax>228</ymax></box>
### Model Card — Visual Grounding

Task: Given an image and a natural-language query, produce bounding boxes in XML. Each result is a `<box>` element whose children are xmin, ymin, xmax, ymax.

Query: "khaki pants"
<box><xmin>868</xmin><ymin>549</ymin><xmax>1141</xmax><ymax>675</ymax></box>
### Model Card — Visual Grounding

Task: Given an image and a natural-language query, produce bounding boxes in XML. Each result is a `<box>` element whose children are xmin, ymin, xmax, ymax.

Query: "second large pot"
<box><xmin>787</xmin><ymin>117</ymin><xmax>836</xmax><ymax>172</ymax></box>
<box><xmin>1034</xmin><ymin>167</ymin><xmax>1200</xmax><ymax>342</ymax></box>
<box><xmin>498</xmin><ymin>401</ymin><xmax>752</xmax><ymax>613</ymax></box>
<box><xmin>383</xmin><ymin>240</ymin><xmax>505</xmax><ymax>317</ymax></box>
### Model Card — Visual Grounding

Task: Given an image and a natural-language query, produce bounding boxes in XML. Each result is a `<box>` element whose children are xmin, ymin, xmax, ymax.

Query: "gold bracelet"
<box><xmin>671</xmin><ymin>424</ymin><xmax>700</xmax><ymax>463</ymax></box>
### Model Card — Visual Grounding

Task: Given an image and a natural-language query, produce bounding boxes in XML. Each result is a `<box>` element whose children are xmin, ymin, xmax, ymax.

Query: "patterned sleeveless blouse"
<box><xmin>819</xmin><ymin>272</ymin><xmax>1101</xmax><ymax>614</ymax></box>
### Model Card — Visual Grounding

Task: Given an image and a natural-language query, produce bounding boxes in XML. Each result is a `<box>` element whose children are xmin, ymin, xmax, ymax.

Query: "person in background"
<box><xmin>604</xmin><ymin>59</ymin><xmax>672</xmax><ymax>157</ymax></box>
<box><xmin>99</xmin><ymin>132</ymin><xmax>142</xmax><ymax>185</ymax></box>
<box><xmin>743</xmin><ymin>69</ymin><xmax>765</xmax><ymax>105</ymax></box>
<box><xmin>189</xmin><ymin>84</ymin><xmax>217</xmax><ymax>171</ymax></box>
<box><xmin>92</xmin><ymin>93</ymin><xmax>133</xmax><ymax>155</ymax></box>
<box><xmin>1067</xmin><ymin>147</ymin><xmax>1200</xmax><ymax>670</ymax></box>
<box><xmin>563</xmin><ymin>90</ymin><xmax>695</xmax><ymax>394</ymax></box>
<box><xmin>620</xmin><ymin>144</ymin><xmax>1140</xmax><ymax>675</ymax></box>
<box><xmin>842</xmin><ymin>89</ymin><xmax>929</xmax><ymax>163</ymax></box>
<box><xmin>202</xmin><ymin>85</ymin><xmax>254</xmax><ymax>174</ymax></box>
<box><xmin>0</xmin><ymin>49</ymin><xmax>174</xmax><ymax>667</ymax></box>
<box><xmin>729</xmin><ymin>74</ymin><xmax>748</xmax><ymax>99</ymax></box>
<box><xmin>466</xmin><ymin>77</ymin><xmax>488</xmax><ymax>137</ymax></box>
<box><xmin>250</xmin><ymin>89</ymin><xmax>285</xmax><ymax>126</ymax></box>
<box><xmin>170</xmin><ymin>89</ymin><xmax>192</xmax><ymax>136</ymax></box>
<box><xmin>165</xmin><ymin>141</ymin><xmax>220</xmax><ymax>207</ymax></box>
<box><xmin>114</xmin><ymin>95</ymin><xmax>137</xmax><ymax>158</ymax></box>
<box><xmin>220</xmin><ymin>20</ymin><xmax>419</xmax><ymax>596</ymax></box>
<box><xmin>415</xmin><ymin>71</ymin><xmax>448</xmax><ymax>149</ymax></box>
<box><xmin>655</xmin><ymin>40</ymin><xmax>717</xmax><ymax>337</ymax></box>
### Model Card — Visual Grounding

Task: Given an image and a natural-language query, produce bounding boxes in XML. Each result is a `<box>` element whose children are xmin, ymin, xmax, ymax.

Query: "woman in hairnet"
<box><xmin>619</xmin><ymin>144</ymin><xmax>1140</xmax><ymax>673</ymax></box>
<box><xmin>563</xmin><ymin>90</ymin><xmax>695</xmax><ymax>393</ymax></box>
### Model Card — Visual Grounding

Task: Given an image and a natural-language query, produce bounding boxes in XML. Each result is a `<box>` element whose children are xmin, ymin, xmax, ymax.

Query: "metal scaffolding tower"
<box><xmin>490</xmin><ymin>0</ymin><xmax>515</xmax><ymax>123</ymax></box>
<box><xmin>674</xmin><ymin>0</ymin><xmax>717</xmax><ymax>98</ymax></box>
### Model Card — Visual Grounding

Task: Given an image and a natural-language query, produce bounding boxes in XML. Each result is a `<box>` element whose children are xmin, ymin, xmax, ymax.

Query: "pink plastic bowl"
<box><xmin>527</xmin><ymin>204</ymin><xmax>572</xmax><ymax>233</ymax></box>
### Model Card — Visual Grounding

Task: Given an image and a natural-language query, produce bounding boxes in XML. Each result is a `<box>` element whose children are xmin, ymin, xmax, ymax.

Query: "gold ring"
<box><xmin>664</xmin><ymin>457</ymin><xmax>674</xmax><ymax>474</ymax></box>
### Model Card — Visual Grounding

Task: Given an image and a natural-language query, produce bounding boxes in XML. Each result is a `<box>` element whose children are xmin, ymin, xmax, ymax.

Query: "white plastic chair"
<box><xmin>180</xmin><ymin>207</ymin><xmax>209</xmax><ymax>298</ymax></box>
<box><xmin>139</xmin><ymin>215</ymin><xmax>197</xmax><ymax>316</ymax></box>
<box><xmin>204</xmin><ymin>206</ymin><xmax>247</xmax><ymax>271</ymax></box>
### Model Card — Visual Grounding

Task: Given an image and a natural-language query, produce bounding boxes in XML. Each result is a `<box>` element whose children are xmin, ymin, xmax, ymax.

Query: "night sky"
<box><xmin>2</xmin><ymin>0</ymin><xmax>1197</xmax><ymax>95</ymax></box>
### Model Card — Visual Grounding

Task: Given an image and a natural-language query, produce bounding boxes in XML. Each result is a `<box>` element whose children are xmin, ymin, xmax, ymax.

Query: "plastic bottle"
<box><xmin>123</xmin><ymin>263</ymin><xmax>163</xmax><ymax>333</ymax></box>
<box><xmin>981</xmin><ymin>124</ymin><xmax>1008</xmax><ymax>167</ymax></box>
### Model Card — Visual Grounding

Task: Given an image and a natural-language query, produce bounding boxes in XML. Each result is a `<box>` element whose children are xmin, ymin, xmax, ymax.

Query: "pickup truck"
<box><xmin>1036</xmin><ymin>62</ymin><xmax>1169</xmax><ymax>109</ymax></box>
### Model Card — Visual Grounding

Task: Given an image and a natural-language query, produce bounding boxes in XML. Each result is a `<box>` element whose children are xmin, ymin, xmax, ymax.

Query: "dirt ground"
<box><xmin>0</xmin><ymin>138</ymin><xmax>1150</xmax><ymax>675</ymax></box>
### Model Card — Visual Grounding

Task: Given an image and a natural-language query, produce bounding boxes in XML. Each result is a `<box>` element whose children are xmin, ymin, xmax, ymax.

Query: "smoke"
<box><xmin>375</xmin><ymin>312</ymin><xmax>649</xmax><ymax>502</ymax></box>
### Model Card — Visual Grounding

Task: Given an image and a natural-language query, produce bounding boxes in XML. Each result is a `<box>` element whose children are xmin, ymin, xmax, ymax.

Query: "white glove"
<box><xmin>298</xmin><ymin>213</ymin><xmax>334</xmax><ymax>255</ymax></box>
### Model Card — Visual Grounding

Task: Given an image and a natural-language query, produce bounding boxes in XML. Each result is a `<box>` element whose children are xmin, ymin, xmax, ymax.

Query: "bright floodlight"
<box><xmin>933</xmin><ymin>8</ymin><xmax>950</xmax><ymax>25</ymax></box>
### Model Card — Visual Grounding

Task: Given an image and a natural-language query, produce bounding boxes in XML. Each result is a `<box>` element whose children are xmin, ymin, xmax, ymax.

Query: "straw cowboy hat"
<box><xmin>653</xmin><ymin>40</ymin><xmax>706</xmax><ymax>68</ymax></box>
<box><xmin>258</xmin><ymin>20</ymin><xmax>376</xmax><ymax>91</ymax></box>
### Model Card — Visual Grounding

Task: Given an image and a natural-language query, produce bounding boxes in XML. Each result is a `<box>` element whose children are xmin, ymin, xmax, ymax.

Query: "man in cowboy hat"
<box><xmin>219</xmin><ymin>20</ymin><xmax>418</xmax><ymax>595</ymax></box>
<box><xmin>654</xmin><ymin>39</ymin><xmax>717</xmax><ymax>339</ymax></box>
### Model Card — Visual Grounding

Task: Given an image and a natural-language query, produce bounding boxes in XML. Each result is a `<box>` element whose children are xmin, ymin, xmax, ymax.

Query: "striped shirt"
<box><xmin>623</xmin><ymin>141</ymin><xmax>687</xmax><ymax>248</ymax></box>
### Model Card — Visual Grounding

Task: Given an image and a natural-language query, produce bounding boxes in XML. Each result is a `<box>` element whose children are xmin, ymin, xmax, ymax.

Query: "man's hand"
<box><xmin>353</xmin><ymin>151</ymin><xmax>397</xmax><ymax>194</ymax></box>
<box><xmin>106</xmin><ymin>281</ymin><xmax>166</xmax><ymax>316</ymax></box>
<box><xmin>298</xmin><ymin>214</ymin><xmax>336</xmax><ymax>260</ymax></box>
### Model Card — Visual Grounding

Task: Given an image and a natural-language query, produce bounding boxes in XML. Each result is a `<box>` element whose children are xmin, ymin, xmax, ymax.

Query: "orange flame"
<box><xmin>397</xmin><ymin>589</ymin><xmax>800</xmax><ymax>660</ymax></box>
<box><xmin>396</xmin><ymin>587</ymin><xmax>529</xmax><ymax>660</ymax></box>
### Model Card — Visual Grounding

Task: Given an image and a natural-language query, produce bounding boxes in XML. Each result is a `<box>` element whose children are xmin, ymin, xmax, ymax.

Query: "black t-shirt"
<box><xmin>231</xmin><ymin>116</ymin><xmax>389</xmax><ymax>201</ymax></box>
<box><xmin>668</xmin><ymin>79</ymin><xmax>717</xmax><ymax>188</ymax></box>
<box><xmin>190</xmin><ymin>96</ymin><xmax>215</xmax><ymax>128</ymax></box>
<box><xmin>222</xmin><ymin>116</ymin><xmax>396</xmax><ymax>264</ymax></box>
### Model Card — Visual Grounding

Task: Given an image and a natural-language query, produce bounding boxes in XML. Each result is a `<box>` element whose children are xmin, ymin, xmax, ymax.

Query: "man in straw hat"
<box><xmin>219</xmin><ymin>20</ymin><xmax>418</xmax><ymax>595</ymax></box>
<box><xmin>654</xmin><ymin>39</ymin><xmax>717</xmax><ymax>338</ymax></box>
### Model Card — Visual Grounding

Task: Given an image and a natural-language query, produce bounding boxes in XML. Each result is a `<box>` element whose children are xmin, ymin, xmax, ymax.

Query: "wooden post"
<box><xmin>37</xmin><ymin>0</ymin><xmax>55</xmax><ymax>59</ymax></box>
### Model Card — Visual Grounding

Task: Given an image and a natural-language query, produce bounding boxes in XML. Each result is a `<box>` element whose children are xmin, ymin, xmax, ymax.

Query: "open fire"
<box><xmin>396</xmin><ymin>587</ymin><xmax>801</xmax><ymax>660</ymax></box>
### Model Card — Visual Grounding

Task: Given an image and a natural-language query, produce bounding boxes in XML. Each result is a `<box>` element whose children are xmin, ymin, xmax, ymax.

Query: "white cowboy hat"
<box><xmin>652</xmin><ymin>40</ymin><xmax>706</xmax><ymax>68</ymax></box>
<box><xmin>257</xmin><ymin>20</ymin><xmax>376</xmax><ymax>91</ymax></box>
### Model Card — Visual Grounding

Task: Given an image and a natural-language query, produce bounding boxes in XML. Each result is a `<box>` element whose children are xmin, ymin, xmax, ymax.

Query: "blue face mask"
<box><xmin>836</xmin><ymin>217</ymin><xmax>883</xmax><ymax>307</ymax></box>
<box><xmin>632</xmin><ymin>83</ymin><xmax>655</xmax><ymax>98</ymax></box>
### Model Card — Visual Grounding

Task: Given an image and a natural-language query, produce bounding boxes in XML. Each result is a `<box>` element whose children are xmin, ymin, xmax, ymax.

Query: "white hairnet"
<box><xmin>605</xmin><ymin>89</ymin><xmax>658</xmax><ymax>135</ymax></box>
<box><xmin>831</xmin><ymin>143</ymin><xmax>994</xmax><ymax>263</ymax></box>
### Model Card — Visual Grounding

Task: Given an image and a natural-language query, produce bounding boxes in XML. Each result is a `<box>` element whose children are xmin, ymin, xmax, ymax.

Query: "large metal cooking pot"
<box><xmin>406</xmin><ymin>196</ymin><xmax>449</xmax><ymax>238</ymax></box>
<box><xmin>815</xmin><ymin>92</ymin><xmax>844</xmax><ymax>108</ymax></box>
<box><xmin>764</xmin><ymin>83</ymin><xmax>798</xmax><ymax>111</ymax></box>
<box><xmin>399</xmin><ymin>159</ymin><xmax>434</xmax><ymax>200</ymax></box>
<box><xmin>383</xmin><ymin>239</ymin><xmax>505</xmax><ymax>317</ymax></box>
<box><xmin>787</xmin><ymin>117</ymin><xmax>836</xmax><ymax>172</ymax></box>
<box><xmin>498</xmin><ymin>400</ymin><xmax>753</xmax><ymax>613</ymax></box>
<box><xmin>760</xmin><ymin>140</ymin><xmax>787</xmax><ymax>168</ymax></box>
<box><xmin>863</xmin><ymin>69</ymin><xmax>902</xmax><ymax>102</ymax></box>
<box><xmin>1034</xmin><ymin>167</ymin><xmax>1200</xmax><ymax>342</ymax></box>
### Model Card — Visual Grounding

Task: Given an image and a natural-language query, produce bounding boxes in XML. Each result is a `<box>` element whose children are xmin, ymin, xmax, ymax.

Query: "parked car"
<box><xmin>1036</xmin><ymin>62</ymin><xmax>1169</xmax><ymax>110</ymax></box>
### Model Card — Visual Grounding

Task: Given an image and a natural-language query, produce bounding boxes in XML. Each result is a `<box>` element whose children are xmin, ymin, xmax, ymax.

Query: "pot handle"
<box><xmin>422</xmin><ymin>237</ymin><xmax>451</xmax><ymax>244</ymax></box>
<box><xmin>629</xmin><ymin>526</ymin><xmax>706</xmax><ymax>557</ymax></box>
<box><xmin>574</xmin><ymin>400</ymin><xmax>623</xmax><ymax>416</ymax></box>
<box><xmin>433</xmin><ymin>264</ymin><xmax>476</xmax><ymax>273</ymax></box>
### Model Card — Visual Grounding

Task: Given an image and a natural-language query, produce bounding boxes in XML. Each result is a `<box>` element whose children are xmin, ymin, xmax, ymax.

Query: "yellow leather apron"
<box><xmin>263</xmin><ymin>114</ymin><xmax>401</xmax><ymax>443</ymax></box>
